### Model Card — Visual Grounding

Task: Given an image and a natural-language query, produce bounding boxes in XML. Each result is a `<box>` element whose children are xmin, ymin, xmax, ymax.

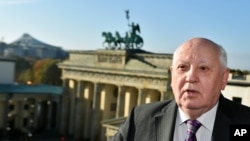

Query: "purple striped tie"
<box><xmin>185</xmin><ymin>120</ymin><xmax>201</xmax><ymax>141</ymax></box>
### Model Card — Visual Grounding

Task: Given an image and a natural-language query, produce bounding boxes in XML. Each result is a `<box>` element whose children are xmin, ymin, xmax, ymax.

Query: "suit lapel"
<box><xmin>212</xmin><ymin>96</ymin><xmax>231</xmax><ymax>141</ymax></box>
<box><xmin>154</xmin><ymin>100</ymin><xmax>177</xmax><ymax>141</ymax></box>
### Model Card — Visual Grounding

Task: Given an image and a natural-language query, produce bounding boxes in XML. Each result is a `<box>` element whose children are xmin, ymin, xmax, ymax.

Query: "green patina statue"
<box><xmin>102</xmin><ymin>10</ymin><xmax>144</xmax><ymax>50</ymax></box>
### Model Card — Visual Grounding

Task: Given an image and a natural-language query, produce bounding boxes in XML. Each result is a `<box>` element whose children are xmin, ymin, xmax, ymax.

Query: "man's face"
<box><xmin>170</xmin><ymin>39</ymin><xmax>229</xmax><ymax>117</ymax></box>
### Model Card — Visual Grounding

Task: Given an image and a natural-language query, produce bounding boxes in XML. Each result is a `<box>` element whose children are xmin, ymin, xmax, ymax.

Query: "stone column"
<box><xmin>0</xmin><ymin>100</ymin><xmax>5</xmax><ymax>128</ymax></box>
<box><xmin>160</xmin><ymin>91</ymin><xmax>165</xmax><ymax>101</ymax></box>
<box><xmin>124</xmin><ymin>88</ymin><xmax>138</xmax><ymax>117</ymax></box>
<box><xmin>55</xmin><ymin>99</ymin><xmax>61</xmax><ymax>132</ymax></box>
<box><xmin>62</xmin><ymin>79</ymin><xmax>68</xmax><ymax>88</ymax></box>
<box><xmin>3</xmin><ymin>95</ymin><xmax>8</xmax><ymax>129</ymax></box>
<box><xmin>76</xmin><ymin>81</ymin><xmax>83</xmax><ymax>98</ymax></box>
<box><xmin>116</xmin><ymin>86</ymin><xmax>124</xmax><ymax>118</ymax></box>
<box><xmin>137</xmin><ymin>88</ymin><xmax>145</xmax><ymax>105</ymax></box>
<box><xmin>59</xmin><ymin>78</ymin><xmax>71</xmax><ymax>135</ymax></box>
<box><xmin>60</xmin><ymin>93</ymin><xmax>70</xmax><ymax>135</ymax></box>
<box><xmin>46</xmin><ymin>100</ymin><xmax>52</xmax><ymax>130</ymax></box>
<box><xmin>83</xmin><ymin>83</ymin><xmax>93</xmax><ymax>140</ymax></box>
<box><xmin>74</xmin><ymin>80</ymin><xmax>84</xmax><ymax>139</ymax></box>
<box><xmin>32</xmin><ymin>100</ymin><xmax>38</xmax><ymax>128</ymax></box>
<box><xmin>15</xmin><ymin>101</ymin><xmax>22</xmax><ymax>129</ymax></box>
<box><xmin>90</xmin><ymin>83</ymin><xmax>102</xmax><ymax>141</ymax></box>
<box><xmin>68</xmin><ymin>80</ymin><xmax>77</xmax><ymax>135</ymax></box>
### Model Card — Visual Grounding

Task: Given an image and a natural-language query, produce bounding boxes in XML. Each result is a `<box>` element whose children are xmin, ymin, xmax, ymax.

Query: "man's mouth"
<box><xmin>183</xmin><ymin>89</ymin><xmax>199</xmax><ymax>96</ymax></box>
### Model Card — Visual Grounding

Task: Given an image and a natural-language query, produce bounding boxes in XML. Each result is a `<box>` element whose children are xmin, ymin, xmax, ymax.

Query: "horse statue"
<box><xmin>123</xmin><ymin>32</ymin><xmax>143</xmax><ymax>49</ymax></box>
<box><xmin>101</xmin><ymin>11</ymin><xmax>144</xmax><ymax>50</ymax></box>
<box><xmin>123</xmin><ymin>23</ymin><xmax>143</xmax><ymax>49</ymax></box>
<box><xmin>114</xmin><ymin>31</ymin><xmax>124</xmax><ymax>49</ymax></box>
<box><xmin>129</xmin><ymin>22</ymin><xmax>140</xmax><ymax>36</ymax></box>
<box><xmin>102</xmin><ymin>32</ymin><xmax>116</xmax><ymax>49</ymax></box>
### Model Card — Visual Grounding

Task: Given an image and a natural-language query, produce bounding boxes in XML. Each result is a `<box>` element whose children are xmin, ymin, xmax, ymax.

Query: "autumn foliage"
<box><xmin>17</xmin><ymin>58</ymin><xmax>62</xmax><ymax>86</ymax></box>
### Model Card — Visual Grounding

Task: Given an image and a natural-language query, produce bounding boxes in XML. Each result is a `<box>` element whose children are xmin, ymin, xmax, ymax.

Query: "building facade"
<box><xmin>58</xmin><ymin>49</ymin><xmax>173</xmax><ymax>141</ymax></box>
<box><xmin>0</xmin><ymin>84</ymin><xmax>63</xmax><ymax>134</ymax></box>
<box><xmin>0</xmin><ymin>84</ymin><xmax>63</xmax><ymax>140</ymax></box>
<box><xmin>0</xmin><ymin>57</ymin><xmax>15</xmax><ymax>84</ymax></box>
<box><xmin>223</xmin><ymin>73</ymin><xmax>250</xmax><ymax>107</ymax></box>
<box><xmin>0</xmin><ymin>57</ymin><xmax>64</xmax><ymax>140</ymax></box>
<box><xmin>0</xmin><ymin>33</ymin><xmax>68</xmax><ymax>59</ymax></box>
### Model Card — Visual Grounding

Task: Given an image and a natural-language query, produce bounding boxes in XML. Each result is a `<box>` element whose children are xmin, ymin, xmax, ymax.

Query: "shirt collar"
<box><xmin>177</xmin><ymin>102</ymin><xmax>218</xmax><ymax>131</ymax></box>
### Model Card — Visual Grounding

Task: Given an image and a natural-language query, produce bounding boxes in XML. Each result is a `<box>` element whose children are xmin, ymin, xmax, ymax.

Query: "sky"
<box><xmin>1</xmin><ymin>0</ymin><xmax>250</xmax><ymax>70</ymax></box>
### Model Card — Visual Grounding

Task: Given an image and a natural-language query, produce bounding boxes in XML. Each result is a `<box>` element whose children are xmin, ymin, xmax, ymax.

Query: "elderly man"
<box><xmin>111</xmin><ymin>37</ymin><xmax>250</xmax><ymax>141</ymax></box>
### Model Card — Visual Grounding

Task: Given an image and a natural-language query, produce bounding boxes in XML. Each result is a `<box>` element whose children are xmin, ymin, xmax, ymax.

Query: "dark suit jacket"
<box><xmin>111</xmin><ymin>95</ymin><xmax>250</xmax><ymax>141</ymax></box>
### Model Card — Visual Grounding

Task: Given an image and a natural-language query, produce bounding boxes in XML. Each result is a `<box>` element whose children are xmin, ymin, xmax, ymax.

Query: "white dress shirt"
<box><xmin>173</xmin><ymin>102</ymin><xmax>218</xmax><ymax>141</ymax></box>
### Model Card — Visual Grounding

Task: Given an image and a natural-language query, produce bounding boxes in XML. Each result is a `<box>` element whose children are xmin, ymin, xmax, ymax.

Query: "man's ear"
<box><xmin>221</xmin><ymin>68</ymin><xmax>229</xmax><ymax>90</ymax></box>
<box><xmin>169</xmin><ymin>66</ymin><xmax>173</xmax><ymax>73</ymax></box>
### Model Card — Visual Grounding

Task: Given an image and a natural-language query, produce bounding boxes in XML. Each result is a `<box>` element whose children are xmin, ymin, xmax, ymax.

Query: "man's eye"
<box><xmin>200</xmin><ymin>66</ymin><xmax>209</xmax><ymax>71</ymax></box>
<box><xmin>177</xmin><ymin>65</ymin><xmax>187</xmax><ymax>70</ymax></box>
<box><xmin>179</xmin><ymin>65</ymin><xmax>185</xmax><ymax>68</ymax></box>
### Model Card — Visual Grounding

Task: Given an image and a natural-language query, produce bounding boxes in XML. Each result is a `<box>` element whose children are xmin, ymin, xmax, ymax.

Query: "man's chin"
<box><xmin>184</xmin><ymin>103</ymin><xmax>202</xmax><ymax>110</ymax></box>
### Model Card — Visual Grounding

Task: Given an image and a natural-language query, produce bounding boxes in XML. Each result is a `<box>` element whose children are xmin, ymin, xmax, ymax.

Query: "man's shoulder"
<box><xmin>221</xmin><ymin>96</ymin><xmax>250</xmax><ymax>112</ymax></box>
<box><xmin>133</xmin><ymin>99</ymin><xmax>176</xmax><ymax>116</ymax></box>
<box><xmin>220</xmin><ymin>96</ymin><xmax>250</xmax><ymax>121</ymax></box>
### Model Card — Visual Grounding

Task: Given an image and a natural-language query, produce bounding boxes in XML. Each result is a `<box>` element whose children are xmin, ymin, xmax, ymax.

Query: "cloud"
<box><xmin>0</xmin><ymin>0</ymin><xmax>39</xmax><ymax>5</ymax></box>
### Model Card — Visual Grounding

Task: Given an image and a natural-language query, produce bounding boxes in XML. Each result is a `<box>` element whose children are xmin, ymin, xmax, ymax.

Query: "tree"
<box><xmin>17</xmin><ymin>58</ymin><xmax>62</xmax><ymax>86</ymax></box>
<box><xmin>15</xmin><ymin>57</ymin><xmax>32</xmax><ymax>81</ymax></box>
<box><xmin>41</xmin><ymin>59</ymin><xmax>62</xmax><ymax>85</ymax></box>
<box><xmin>17</xmin><ymin>68</ymin><xmax>33</xmax><ymax>84</ymax></box>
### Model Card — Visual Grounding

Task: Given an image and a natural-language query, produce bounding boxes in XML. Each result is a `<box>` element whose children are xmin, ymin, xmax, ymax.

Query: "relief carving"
<box><xmin>98</xmin><ymin>55</ymin><xmax>108</xmax><ymax>62</ymax></box>
<box><xmin>98</xmin><ymin>55</ymin><xmax>122</xmax><ymax>63</ymax></box>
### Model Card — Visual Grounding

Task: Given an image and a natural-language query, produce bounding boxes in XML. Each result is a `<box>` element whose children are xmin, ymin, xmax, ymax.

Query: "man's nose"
<box><xmin>185</xmin><ymin>68</ymin><xmax>198</xmax><ymax>83</ymax></box>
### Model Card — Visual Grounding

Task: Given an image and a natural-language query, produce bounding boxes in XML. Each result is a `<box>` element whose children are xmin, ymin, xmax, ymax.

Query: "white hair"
<box><xmin>218</xmin><ymin>44</ymin><xmax>227</xmax><ymax>69</ymax></box>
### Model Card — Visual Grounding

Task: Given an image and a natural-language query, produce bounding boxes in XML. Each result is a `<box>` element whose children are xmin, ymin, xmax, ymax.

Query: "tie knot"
<box><xmin>186</xmin><ymin>119</ymin><xmax>202</xmax><ymax>130</ymax></box>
